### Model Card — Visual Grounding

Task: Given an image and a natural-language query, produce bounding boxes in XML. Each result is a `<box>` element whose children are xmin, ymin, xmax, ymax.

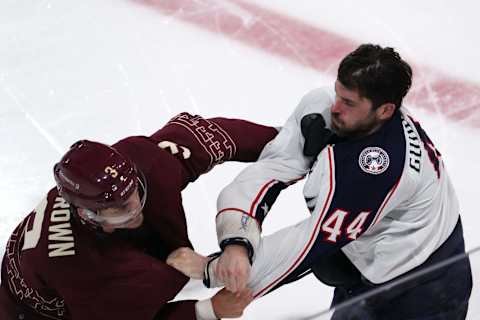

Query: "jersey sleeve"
<box><xmin>207</xmin><ymin>113</ymin><xmax>411</xmax><ymax>296</ymax></box>
<box><xmin>149</xmin><ymin>112</ymin><xmax>278</xmax><ymax>183</ymax></box>
<box><xmin>215</xmin><ymin>88</ymin><xmax>335</xmax><ymax>252</ymax></box>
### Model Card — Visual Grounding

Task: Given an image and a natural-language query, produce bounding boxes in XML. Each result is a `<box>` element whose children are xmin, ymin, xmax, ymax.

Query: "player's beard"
<box><xmin>331</xmin><ymin>112</ymin><xmax>380</xmax><ymax>139</ymax></box>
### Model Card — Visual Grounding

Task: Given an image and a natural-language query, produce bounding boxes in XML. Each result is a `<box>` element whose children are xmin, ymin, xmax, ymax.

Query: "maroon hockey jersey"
<box><xmin>1</xmin><ymin>113</ymin><xmax>277</xmax><ymax>320</ymax></box>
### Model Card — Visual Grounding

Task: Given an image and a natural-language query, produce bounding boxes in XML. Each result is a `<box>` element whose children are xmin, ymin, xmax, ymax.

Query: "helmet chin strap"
<box><xmin>72</xmin><ymin>206</ymin><xmax>104</xmax><ymax>234</ymax></box>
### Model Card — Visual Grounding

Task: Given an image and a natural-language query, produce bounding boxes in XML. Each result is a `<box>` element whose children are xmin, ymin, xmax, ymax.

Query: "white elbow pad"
<box><xmin>216</xmin><ymin>210</ymin><xmax>261</xmax><ymax>255</ymax></box>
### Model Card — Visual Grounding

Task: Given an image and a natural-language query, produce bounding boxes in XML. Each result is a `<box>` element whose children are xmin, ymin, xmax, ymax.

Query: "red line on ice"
<box><xmin>135</xmin><ymin>0</ymin><xmax>480</xmax><ymax>127</ymax></box>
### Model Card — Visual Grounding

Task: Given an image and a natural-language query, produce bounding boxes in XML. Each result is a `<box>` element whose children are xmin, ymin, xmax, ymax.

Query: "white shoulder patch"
<box><xmin>358</xmin><ymin>147</ymin><xmax>390</xmax><ymax>175</ymax></box>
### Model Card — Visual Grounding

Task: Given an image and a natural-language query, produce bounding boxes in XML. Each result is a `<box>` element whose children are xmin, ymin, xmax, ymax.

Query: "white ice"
<box><xmin>0</xmin><ymin>0</ymin><xmax>479</xmax><ymax>319</ymax></box>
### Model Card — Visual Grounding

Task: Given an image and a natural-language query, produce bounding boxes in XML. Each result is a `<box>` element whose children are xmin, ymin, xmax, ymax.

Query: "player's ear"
<box><xmin>376</xmin><ymin>102</ymin><xmax>396</xmax><ymax>121</ymax></box>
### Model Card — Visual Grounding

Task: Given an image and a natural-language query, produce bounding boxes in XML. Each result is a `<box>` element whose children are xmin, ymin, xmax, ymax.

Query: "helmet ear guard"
<box><xmin>54</xmin><ymin>140</ymin><xmax>144</xmax><ymax>226</ymax></box>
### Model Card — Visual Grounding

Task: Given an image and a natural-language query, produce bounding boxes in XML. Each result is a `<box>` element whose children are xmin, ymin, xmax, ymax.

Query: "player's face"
<box><xmin>98</xmin><ymin>189</ymin><xmax>145</xmax><ymax>233</ymax></box>
<box><xmin>331</xmin><ymin>80</ymin><xmax>388</xmax><ymax>138</ymax></box>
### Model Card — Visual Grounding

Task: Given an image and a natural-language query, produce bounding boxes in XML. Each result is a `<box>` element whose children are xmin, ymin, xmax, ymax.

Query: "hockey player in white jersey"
<box><xmin>167</xmin><ymin>44</ymin><xmax>472</xmax><ymax>319</ymax></box>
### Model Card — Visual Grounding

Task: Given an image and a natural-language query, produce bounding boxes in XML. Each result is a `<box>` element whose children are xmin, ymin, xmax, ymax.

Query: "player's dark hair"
<box><xmin>337</xmin><ymin>44</ymin><xmax>412</xmax><ymax>109</ymax></box>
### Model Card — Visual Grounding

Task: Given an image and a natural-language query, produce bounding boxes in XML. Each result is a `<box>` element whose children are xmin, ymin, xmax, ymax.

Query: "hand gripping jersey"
<box><xmin>1</xmin><ymin>113</ymin><xmax>277</xmax><ymax>320</ymax></box>
<box><xmin>214</xmin><ymin>88</ymin><xmax>460</xmax><ymax>297</ymax></box>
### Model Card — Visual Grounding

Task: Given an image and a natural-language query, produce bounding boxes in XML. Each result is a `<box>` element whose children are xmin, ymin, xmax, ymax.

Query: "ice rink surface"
<box><xmin>1</xmin><ymin>0</ymin><xmax>479</xmax><ymax>318</ymax></box>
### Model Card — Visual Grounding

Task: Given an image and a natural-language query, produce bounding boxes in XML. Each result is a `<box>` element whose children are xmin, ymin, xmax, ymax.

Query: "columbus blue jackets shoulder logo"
<box><xmin>358</xmin><ymin>147</ymin><xmax>390</xmax><ymax>175</ymax></box>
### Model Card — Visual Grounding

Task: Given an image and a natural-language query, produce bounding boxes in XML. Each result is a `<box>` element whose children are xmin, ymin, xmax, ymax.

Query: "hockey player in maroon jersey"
<box><xmin>0</xmin><ymin>112</ymin><xmax>277</xmax><ymax>320</ymax></box>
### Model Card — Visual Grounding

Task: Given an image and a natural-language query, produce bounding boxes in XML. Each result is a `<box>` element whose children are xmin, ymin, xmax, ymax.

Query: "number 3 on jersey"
<box><xmin>158</xmin><ymin>141</ymin><xmax>191</xmax><ymax>159</ymax></box>
<box><xmin>322</xmin><ymin>209</ymin><xmax>371</xmax><ymax>242</ymax></box>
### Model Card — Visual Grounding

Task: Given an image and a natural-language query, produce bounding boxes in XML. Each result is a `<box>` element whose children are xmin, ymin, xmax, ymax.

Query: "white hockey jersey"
<box><xmin>213</xmin><ymin>87</ymin><xmax>460</xmax><ymax>297</ymax></box>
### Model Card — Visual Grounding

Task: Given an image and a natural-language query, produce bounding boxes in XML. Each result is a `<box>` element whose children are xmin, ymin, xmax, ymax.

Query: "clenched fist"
<box><xmin>212</xmin><ymin>288</ymin><xmax>253</xmax><ymax>318</ymax></box>
<box><xmin>216</xmin><ymin>245</ymin><xmax>251</xmax><ymax>294</ymax></box>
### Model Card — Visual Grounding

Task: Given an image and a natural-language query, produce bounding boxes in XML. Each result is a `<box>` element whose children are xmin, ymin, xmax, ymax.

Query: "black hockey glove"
<box><xmin>301</xmin><ymin>113</ymin><xmax>336</xmax><ymax>157</ymax></box>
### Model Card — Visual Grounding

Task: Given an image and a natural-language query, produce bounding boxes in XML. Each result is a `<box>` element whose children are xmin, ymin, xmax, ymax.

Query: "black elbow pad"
<box><xmin>301</xmin><ymin>113</ymin><xmax>335</xmax><ymax>157</ymax></box>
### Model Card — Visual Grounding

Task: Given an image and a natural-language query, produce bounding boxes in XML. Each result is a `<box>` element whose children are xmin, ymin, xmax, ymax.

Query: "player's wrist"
<box><xmin>195</xmin><ymin>298</ymin><xmax>218</xmax><ymax>320</ymax></box>
<box><xmin>223</xmin><ymin>243</ymin><xmax>249</xmax><ymax>256</ymax></box>
<box><xmin>219</xmin><ymin>237</ymin><xmax>254</xmax><ymax>264</ymax></box>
